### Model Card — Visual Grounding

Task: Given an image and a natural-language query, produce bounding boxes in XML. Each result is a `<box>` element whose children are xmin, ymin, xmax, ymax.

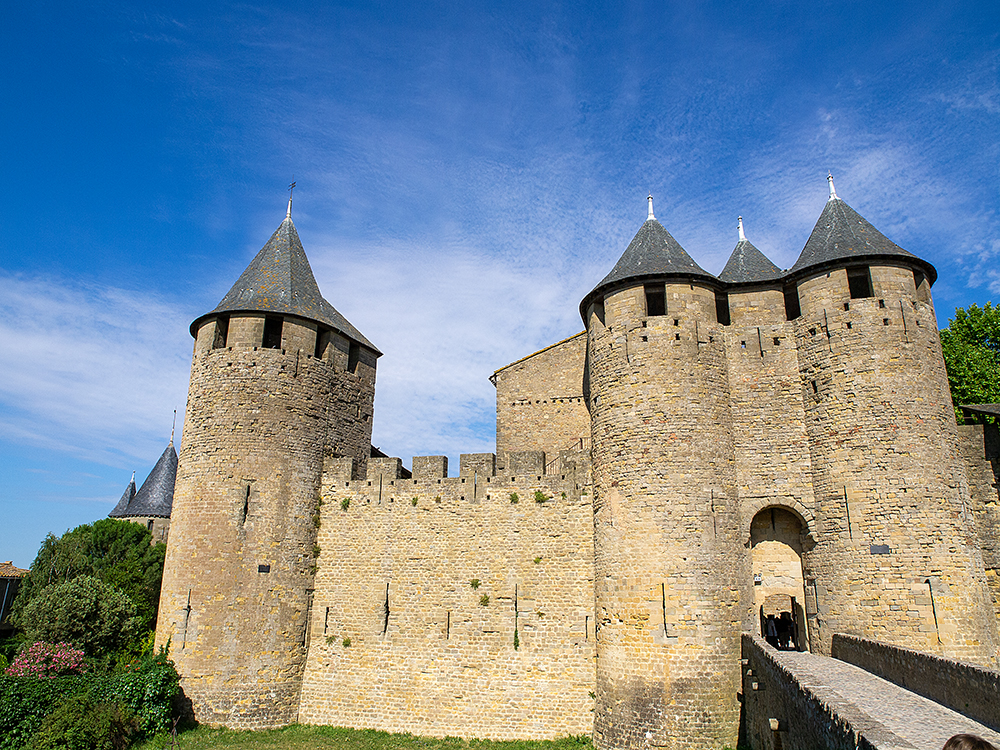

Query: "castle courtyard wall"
<box><xmin>494</xmin><ymin>333</ymin><xmax>590</xmax><ymax>461</ymax></box>
<box><xmin>297</xmin><ymin>453</ymin><xmax>596</xmax><ymax>739</ymax></box>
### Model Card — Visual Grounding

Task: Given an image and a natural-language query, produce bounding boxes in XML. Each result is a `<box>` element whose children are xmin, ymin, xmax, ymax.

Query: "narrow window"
<box><xmin>240</xmin><ymin>486</ymin><xmax>250</xmax><ymax>526</ymax></box>
<box><xmin>783</xmin><ymin>285</ymin><xmax>801</xmax><ymax>320</ymax></box>
<box><xmin>314</xmin><ymin>328</ymin><xmax>329</xmax><ymax>359</ymax></box>
<box><xmin>348</xmin><ymin>342</ymin><xmax>360</xmax><ymax>374</ymax></box>
<box><xmin>878</xmin><ymin>299</ymin><xmax>886</xmax><ymax>309</ymax></box>
<box><xmin>847</xmin><ymin>266</ymin><xmax>874</xmax><ymax>299</ymax></box>
<box><xmin>914</xmin><ymin>270</ymin><xmax>931</xmax><ymax>303</ymax></box>
<box><xmin>715</xmin><ymin>292</ymin><xmax>731</xmax><ymax>326</ymax></box>
<box><xmin>213</xmin><ymin>315</ymin><xmax>230</xmax><ymax>349</ymax></box>
<box><xmin>382</xmin><ymin>583</ymin><xmax>390</xmax><ymax>634</ymax></box>
<box><xmin>147</xmin><ymin>519</ymin><xmax>154</xmax><ymax>532</ymax></box>
<box><xmin>262</xmin><ymin>316</ymin><xmax>283</xmax><ymax>349</ymax></box>
<box><xmin>645</xmin><ymin>285</ymin><xmax>666</xmax><ymax>316</ymax></box>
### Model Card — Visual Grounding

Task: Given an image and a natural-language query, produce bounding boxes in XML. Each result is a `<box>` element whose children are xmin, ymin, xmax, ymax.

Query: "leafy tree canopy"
<box><xmin>13</xmin><ymin>519</ymin><xmax>165</xmax><ymax>632</ymax></box>
<box><xmin>17</xmin><ymin>576</ymin><xmax>138</xmax><ymax>658</ymax></box>
<box><xmin>940</xmin><ymin>302</ymin><xmax>1000</xmax><ymax>423</ymax></box>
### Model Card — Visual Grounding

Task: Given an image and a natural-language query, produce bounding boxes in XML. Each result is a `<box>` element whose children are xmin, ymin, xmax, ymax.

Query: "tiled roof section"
<box><xmin>116</xmin><ymin>443</ymin><xmax>178</xmax><ymax>519</ymax></box>
<box><xmin>109</xmin><ymin>477</ymin><xmax>137</xmax><ymax>517</ymax></box>
<box><xmin>0</xmin><ymin>561</ymin><xmax>28</xmax><ymax>578</ymax></box>
<box><xmin>789</xmin><ymin>198</ymin><xmax>929</xmax><ymax>279</ymax></box>
<box><xmin>718</xmin><ymin>239</ymin><xmax>783</xmax><ymax>284</ymax></box>
<box><xmin>595</xmin><ymin>219</ymin><xmax>716</xmax><ymax>290</ymax></box>
<box><xmin>204</xmin><ymin>217</ymin><xmax>378</xmax><ymax>352</ymax></box>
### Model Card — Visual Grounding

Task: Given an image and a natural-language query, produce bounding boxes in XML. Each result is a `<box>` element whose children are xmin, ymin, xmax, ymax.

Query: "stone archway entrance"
<box><xmin>750</xmin><ymin>506</ymin><xmax>808</xmax><ymax>651</ymax></box>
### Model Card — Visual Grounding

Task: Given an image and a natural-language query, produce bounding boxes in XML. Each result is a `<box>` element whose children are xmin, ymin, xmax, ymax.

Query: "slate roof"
<box><xmin>192</xmin><ymin>216</ymin><xmax>379</xmax><ymax>353</ymax></box>
<box><xmin>110</xmin><ymin>442</ymin><xmax>177</xmax><ymax>519</ymax></box>
<box><xmin>109</xmin><ymin>476</ymin><xmax>136</xmax><ymax>517</ymax></box>
<box><xmin>718</xmin><ymin>239</ymin><xmax>783</xmax><ymax>284</ymax></box>
<box><xmin>789</xmin><ymin>197</ymin><xmax>936</xmax><ymax>282</ymax></box>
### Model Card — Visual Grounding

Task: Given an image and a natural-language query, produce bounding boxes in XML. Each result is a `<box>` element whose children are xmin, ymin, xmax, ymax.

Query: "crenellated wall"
<box><xmin>297</xmin><ymin>451</ymin><xmax>596</xmax><ymax>739</ymax></box>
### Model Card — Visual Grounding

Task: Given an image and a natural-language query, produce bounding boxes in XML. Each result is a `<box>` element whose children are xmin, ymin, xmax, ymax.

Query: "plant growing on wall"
<box><xmin>411</xmin><ymin>497</ymin><xmax>418</xmax><ymax>506</ymax></box>
<box><xmin>534</xmin><ymin>490</ymin><xmax>548</xmax><ymax>504</ymax></box>
<box><xmin>342</xmin><ymin>637</ymin><xmax>351</xmax><ymax>647</ymax></box>
<box><xmin>533</xmin><ymin>557</ymin><xmax>542</xmax><ymax>564</ymax></box>
<box><xmin>340</xmin><ymin>498</ymin><xmax>350</xmax><ymax>511</ymax></box>
<box><xmin>469</xmin><ymin>579</ymin><xmax>481</xmax><ymax>590</ymax></box>
<box><xmin>509</xmin><ymin>492</ymin><xmax>519</xmax><ymax>504</ymax></box>
<box><xmin>479</xmin><ymin>595</ymin><xmax>490</xmax><ymax>607</ymax></box>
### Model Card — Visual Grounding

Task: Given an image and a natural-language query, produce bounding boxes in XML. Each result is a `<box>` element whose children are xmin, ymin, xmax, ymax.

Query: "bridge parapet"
<box><xmin>831</xmin><ymin>633</ymin><xmax>1000</xmax><ymax>733</ymax></box>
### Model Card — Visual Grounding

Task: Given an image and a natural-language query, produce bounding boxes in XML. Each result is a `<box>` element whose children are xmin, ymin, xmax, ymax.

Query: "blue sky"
<box><xmin>1</xmin><ymin>1</ymin><xmax>998</xmax><ymax>566</ymax></box>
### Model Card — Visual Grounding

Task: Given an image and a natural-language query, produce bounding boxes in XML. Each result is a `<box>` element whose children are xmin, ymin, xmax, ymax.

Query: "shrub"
<box><xmin>26</xmin><ymin>694</ymin><xmax>136</xmax><ymax>750</ymax></box>
<box><xmin>342</xmin><ymin>637</ymin><xmax>351</xmax><ymax>647</ymax></box>
<box><xmin>6</xmin><ymin>642</ymin><xmax>86</xmax><ymax>678</ymax></box>
<box><xmin>411</xmin><ymin>497</ymin><xmax>418</xmax><ymax>506</ymax></box>
<box><xmin>93</xmin><ymin>646</ymin><xmax>180</xmax><ymax>737</ymax></box>
<box><xmin>509</xmin><ymin>492</ymin><xmax>519</xmax><ymax>504</ymax></box>
<box><xmin>340</xmin><ymin>498</ymin><xmax>350</xmax><ymax>511</ymax></box>
<box><xmin>479</xmin><ymin>595</ymin><xmax>490</xmax><ymax>607</ymax></box>
<box><xmin>469</xmin><ymin>579</ymin><xmax>480</xmax><ymax>590</ymax></box>
<box><xmin>0</xmin><ymin>645</ymin><xmax>179</xmax><ymax>748</ymax></box>
<box><xmin>534</xmin><ymin>490</ymin><xmax>548</xmax><ymax>504</ymax></box>
<box><xmin>18</xmin><ymin>577</ymin><xmax>138</xmax><ymax>658</ymax></box>
<box><xmin>0</xmin><ymin>674</ymin><xmax>82</xmax><ymax>750</ymax></box>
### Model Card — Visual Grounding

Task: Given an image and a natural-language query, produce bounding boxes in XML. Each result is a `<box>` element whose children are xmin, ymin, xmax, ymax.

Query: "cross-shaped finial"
<box><xmin>287</xmin><ymin>180</ymin><xmax>296</xmax><ymax>218</ymax></box>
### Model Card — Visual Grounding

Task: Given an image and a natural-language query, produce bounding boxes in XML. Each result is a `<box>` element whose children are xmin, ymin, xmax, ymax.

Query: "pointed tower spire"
<box><xmin>647</xmin><ymin>194</ymin><xmax>655</xmax><ymax>221</ymax></box>
<box><xmin>827</xmin><ymin>172</ymin><xmax>838</xmax><ymax>201</ymax></box>
<box><xmin>738</xmin><ymin>216</ymin><xmax>746</xmax><ymax>242</ymax></box>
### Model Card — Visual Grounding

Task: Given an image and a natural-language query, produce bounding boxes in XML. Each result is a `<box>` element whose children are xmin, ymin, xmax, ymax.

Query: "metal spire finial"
<box><xmin>647</xmin><ymin>194</ymin><xmax>655</xmax><ymax>221</ymax></box>
<box><xmin>287</xmin><ymin>180</ymin><xmax>296</xmax><ymax>218</ymax></box>
<box><xmin>170</xmin><ymin>410</ymin><xmax>176</xmax><ymax>447</ymax></box>
<box><xmin>827</xmin><ymin>172</ymin><xmax>838</xmax><ymax>201</ymax></box>
<box><xmin>738</xmin><ymin>216</ymin><xmax>746</xmax><ymax>242</ymax></box>
<box><xmin>130</xmin><ymin>471</ymin><xmax>135</xmax><ymax>484</ymax></box>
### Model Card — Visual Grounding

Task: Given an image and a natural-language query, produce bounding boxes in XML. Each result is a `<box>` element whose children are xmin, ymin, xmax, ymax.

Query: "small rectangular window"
<box><xmin>913</xmin><ymin>270</ymin><xmax>931</xmax><ymax>303</ymax></box>
<box><xmin>348</xmin><ymin>342</ymin><xmax>361</xmax><ymax>373</ymax></box>
<box><xmin>847</xmin><ymin>267</ymin><xmax>874</xmax><ymax>299</ymax></box>
<box><xmin>213</xmin><ymin>316</ymin><xmax>230</xmax><ymax>349</ymax></box>
<box><xmin>263</xmin><ymin>316</ymin><xmax>283</xmax><ymax>349</ymax></box>
<box><xmin>715</xmin><ymin>292</ymin><xmax>730</xmax><ymax>326</ymax></box>
<box><xmin>783</xmin><ymin>285</ymin><xmax>801</xmax><ymax>320</ymax></box>
<box><xmin>315</xmin><ymin>328</ymin><xmax>329</xmax><ymax>359</ymax></box>
<box><xmin>645</xmin><ymin>285</ymin><xmax>666</xmax><ymax>316</ymax></box>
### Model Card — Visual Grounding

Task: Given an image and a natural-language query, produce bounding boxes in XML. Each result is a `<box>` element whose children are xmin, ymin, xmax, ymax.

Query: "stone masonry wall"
<box><xmin>793</xmin><ymin>264</ymin><xmax>1000</xmax><ymax>666</ymax></box>
<box><xmin>725</xmin><ymin>288</ymin><xmax>816</xmax><ymax>637</ymax></box>
<box><xmin>157</xmin><ymin>315</ymin><xmax>375</xmax><ymax>729</ymax></box>
<box><xmin>494</xmin><ymin>333</ymin><xmax>590</xmax><ymax>462</ymax></box>
<box><xmin>297</xmin><ymin>452</ymin><xmax>596</xmax><ymax>739</ymax></box>
<box><xmin>831</xmin><ymin>633</ymin><xmax>1000</xmax><ymax>732</ymax></box>
<box><xmin>958</xmin><ymin>424</ymin><xmax>1000</xmax><ymax>629</ymax></box>
<box><xmin>586</xmin><ymin>282</ymin><xmax>744</xmax><ymax>750</ymax></box>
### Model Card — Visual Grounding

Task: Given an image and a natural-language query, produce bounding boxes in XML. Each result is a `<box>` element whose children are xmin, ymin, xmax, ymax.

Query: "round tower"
<box><xmin>580</xmin><ymin>197</ymin><xmax>744</xmax><ymax>750</ymax></box>
<box><xmin>788</xmin><ymin>176</ymin><xmax>999</xmax><ymax>665</ymax></box>
<box><xmin>155</xmin><ymin>201</ymin><xmax>380</xmax><ymax>727</ymax></box>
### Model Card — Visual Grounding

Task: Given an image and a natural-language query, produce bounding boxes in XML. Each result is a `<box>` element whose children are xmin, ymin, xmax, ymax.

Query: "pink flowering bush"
<box><xmin>5</xmin><ymin>642</ymin><xmax>86</xmax><ymax>678</ymax></box>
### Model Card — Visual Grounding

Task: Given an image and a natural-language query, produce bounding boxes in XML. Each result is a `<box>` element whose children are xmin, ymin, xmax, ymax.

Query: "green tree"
<box><xmin>17</xmin><ymin>576</ymin><xmax>138</xmax><ymax>657</ymax></box>
<box><xmin>940</xmin><ymin>303</ymin><xmax>1000</xmax><ymax>423</ymax></box>
<box><xmin>13</xmin><ymin>519</ymin><xmax>165</xmax><ymax>631</ymax></box>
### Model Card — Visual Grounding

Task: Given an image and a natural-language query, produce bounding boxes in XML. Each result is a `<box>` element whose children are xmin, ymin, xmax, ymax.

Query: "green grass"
<box><xmin>136</xmin><ymin>725</ymin><xmax>593</xmax><ymax>750</ymax></box>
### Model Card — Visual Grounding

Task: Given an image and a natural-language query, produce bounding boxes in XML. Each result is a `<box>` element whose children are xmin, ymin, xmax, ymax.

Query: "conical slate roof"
<box><xmin>193</xmin><ymin>215</ymin><xmax>379</xmax><ymax>352</ymax></box>
<box><xmin>719</xmin><ymin>238</ymin><xmax>783</xmax><ymax>284</ymax></box>
<box><xmin>110</xmin><ymin>443</ymin><xmax>177</xmax><ymax>519</ymax></box>
<box><xmin>789</xmin><ymin>197</ymin><xmax>936</xmax><ymax>282</ymax></box>
<box><xmin>596</xmin><ymin>218</ymin><xmax>716</xmax><ymax>289</ymax></box>
<box><xmin>109</xmin><ymin>476</ymin><xmax>136</xmax><ymax>517</ymax></box>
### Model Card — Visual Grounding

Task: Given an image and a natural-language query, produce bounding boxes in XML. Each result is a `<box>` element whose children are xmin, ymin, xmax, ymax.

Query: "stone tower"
<box><xmin>155</xmin><ymin>201</ymin><xmax>380</xmax><ymax>727</ymax></box>
<box><xmin>580</xmin><ymin>197</ymin><xmax>745</xmax><ymax>750</ymax></box>
<box><xmin>785</xmin><ymin>178</ymin><xmax>999</xmax><ymax>665</ymax></box>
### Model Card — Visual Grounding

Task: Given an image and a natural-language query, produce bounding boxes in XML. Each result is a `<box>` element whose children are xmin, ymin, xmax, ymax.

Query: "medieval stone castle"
<box><xmin>153</xmin><ymin>177</ymin><xmax>1000</xmax><ymax>750</ymax></box>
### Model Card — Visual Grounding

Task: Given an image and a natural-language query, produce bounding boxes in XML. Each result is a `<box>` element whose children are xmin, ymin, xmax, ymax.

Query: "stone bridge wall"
<box><xmin>831</xmin><ymin>633</ymin><xmax>1000</xmax><ymax>732</ymax></box>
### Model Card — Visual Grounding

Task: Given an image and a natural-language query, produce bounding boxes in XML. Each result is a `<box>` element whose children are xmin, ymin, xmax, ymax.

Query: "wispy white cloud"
<box><xmin>0</xmin><ymin>273</ymin><xmax>192</xmax><ymax>467</ymax></box>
